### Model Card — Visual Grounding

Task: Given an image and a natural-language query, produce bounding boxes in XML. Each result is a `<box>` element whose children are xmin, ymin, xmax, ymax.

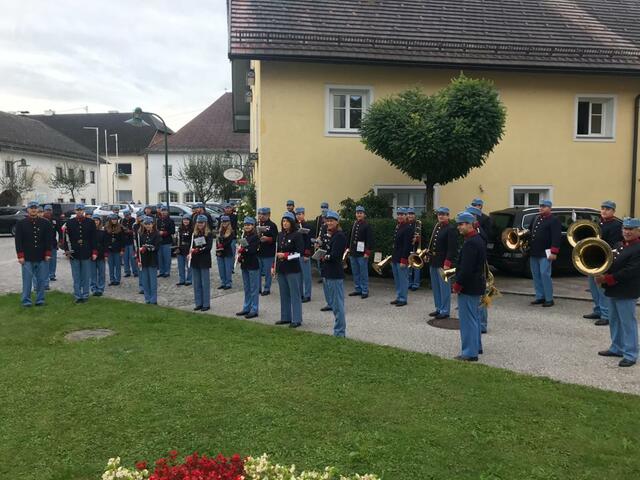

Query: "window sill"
<box><xmin>325</xmin><ymin>130</ymin><xmax>361</xmax><ymax>138</ymax></box>
<box><xmin>573</xmin><ymin>136</ymin><xmax>615</xmax><ymax>143</ymax></box>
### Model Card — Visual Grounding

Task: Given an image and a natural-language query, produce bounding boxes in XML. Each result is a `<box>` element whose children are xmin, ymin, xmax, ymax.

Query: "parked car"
<box><xmin>487</xmin><ymin>206</ymin><xmax>600</xmax><ymax>276</ymax></box>
<box><xmin>93</xmin><ymin>204</ymin><xmax>136</xmax><ymax>219</ymax></box>
<box><xmin>0</xmin><ymin>206</ymin><xmax>27</xmax><ymax>236</ymax></box>
<box><xmin>67</xmin><ymin>205</ymin><xmax>98</xmax><ymax>220</ymax></box>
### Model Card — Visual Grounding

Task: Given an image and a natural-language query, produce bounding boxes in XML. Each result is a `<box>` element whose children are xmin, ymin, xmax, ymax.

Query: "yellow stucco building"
<box><xmin>228</xmin><ymin>1</ymin><xmax>640</xmax><ymax>218</ymax></box>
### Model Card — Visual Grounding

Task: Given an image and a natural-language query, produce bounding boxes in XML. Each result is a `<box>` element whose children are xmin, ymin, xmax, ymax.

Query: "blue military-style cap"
<box><xmin>193</xmin><ymin>202</ymin><xmax>204</xmax><ymax>209</ymax></box>
<box><xmin>75</xmin><ymin>202</ymin><xmax>85</xmax><ymax>210</ymax></box>
<box><xmin>295</xmin><ymin>207</ymin><xmax>305</xmax><ymax>214</ymax></box>
<box><xmin>326</xmin><ymin>210</ymin><xmax>340</xmax><ymax>221</ymax></box>
<box><xmin>160</xmin><ymin>206</ymin><xmax>168</xmax><ymax>212</ymax></box>
<box><xmin>196</xmin><ymin>214</ymin><xmax>208</xmax><ymax>223</ymax></box>
<box><xmin>436</xmin><ymin>206</ymin><xmax>450</xmax><ymax>214</ymax></box>
<box><xmin>622</xmin><ymin>217</ymin><xmax>640</xmax><ymax>228</ymax></box>
<box><xmin>355</xmin><ymin>205</ymin><xmax>365</xmax><ymax>212</ymax></box>
<box><xmin>282</xmin><ymin>211</ymin><xmax>296</xmax><ymax>221</ymax></box>
<box><xmin>143</xmin><ymin>216</ymin><xmax>154</xmax><ymax>224</ymax></box>
<box><xmin>320</xmin><ymin>201</ymin><xmax>329</xmax><ymax>209</ymax></box>
<box><xmin>263</xmin><ymin>207</ymin><xmax>271</xmax><ymax>214</ymax></box>
<box><xmin>123</xmin><ymin>209</ymin><xmax>131</xmax><ymax>215</ymax></box>
<box><xmin>112</xmin><ymin>205</ymin><xmax>120</xmax><ymax>211</ymax></box>
<box><xmin>27</xmin><ymin>201</ymin><xmax>39</xmax><ymax>208</ymax></box>
<box><xmin>223</xmin><ymin>202</ymin><xmax>232</xmax><ymax>208</ymax></box>
<box><xmin>243</xmin><ymin>216</ymin><xmax>256</xmax><ymax>225</ymax></box>
<box><xmin>471</xmin><ymin>198</ymin><xmax>484</xmax><ymax>206</ymax></box>
<box><xmin>396</xmin><ymin>207</ymin><xmax>407</xmax><ymax>215</ymax></box>
<box><xmin>220</xmin><ymin>215</ymin><xmax>230</xmax><ymax>222</ymax></box>
<box><xmin>456</xmin><ymin>211</ymin><xmax>476</xmax><ymax>224</ymax></box>
<box><xmin>466</xmin><ymin>205</ymin><xmax>482</xmax><ymax>217</ymax></box>
<box><xmin>92</xmin><ymin>213</ymin><xmax>101</xmax><ymax>220</ymax></box>
<box><xmin>108</xmin><ymin>213</ymin><xmax>119</xmax><ymax>220</ymax></box>
<box><xmin>44</xmin><ymin>204</ymin><xmax>53</xmax><ymax>211</ymax></box>
<box><xmin>406</xmin><ymin>207</ymin><xmax>416</xmax><ymax>214</ymax></box>
<box><xmin>156</xmin><ymin>203</ymin><xmax>163</xmax><ymax>208</ymax></box>
<box><xmin>540</xmin><ymin>200</ymin><xmax>553</xmax><ymax>207</ymax></box>
<box><xmin>182</xmin><ymin>213</ymin><xmax>191</xmax><ymax>219</ymax></box>
<box><xmin>286</xmin><ymin>200</ymin><xmax>295</xmax><ymax>206</ymax></box>
<box><xmin>601</xmin><ymin>200</ymin><xmax>616</xmax><ymax>210</ymax></box>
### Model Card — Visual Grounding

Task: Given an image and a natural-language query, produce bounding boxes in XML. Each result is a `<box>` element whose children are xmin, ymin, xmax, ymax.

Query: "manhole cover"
<box><xmin>65</xmin><ymin>329</ymin><xmax>116</xmax><ymax>342</ymax></box>
<box><xmin>427</xmin><ymin>317</ymin><xmax>460</xmax><ymax>330</ymax></box>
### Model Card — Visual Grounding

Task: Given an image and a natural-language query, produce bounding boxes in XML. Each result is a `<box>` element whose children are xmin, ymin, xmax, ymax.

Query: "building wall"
<box><xmin>99</xmin><ymin>154</ymin><xmax>147</xmax><ymax>205</ymax></box>
<box><xmin>253</xmin><ymin>61</ymin><xmax>640</xmax><ymax>218</ymax></box>
<box><xmin>0</xmin><ymin>150</ymin><xmax>98</xmax><ymax>205</ymax></box>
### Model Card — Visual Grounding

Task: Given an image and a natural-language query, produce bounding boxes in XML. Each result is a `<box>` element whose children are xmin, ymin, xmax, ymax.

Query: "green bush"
<box><xmin>338</xmin><ymin>189</ymin><xmax>393</xmax><ymax>219</ymax></box>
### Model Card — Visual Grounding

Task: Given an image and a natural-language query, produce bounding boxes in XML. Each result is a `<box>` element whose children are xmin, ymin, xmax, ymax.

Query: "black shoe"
<box><xmin>138</xmin><ymin>291</ymin><xmax>144</xmax><ymax>295</ymax></box>
<box><xmin>395</xmin><ymin>302</ymin><xmax>407</xmax><ymax>307</ymax></box>
<box><xmin>44</xmin><ymin>286</ymin><xmax>51</xmax><ymax>290</ymax></box>
<box><xmin>92</xmin><ymin>292</ymin><xmax>100</xmax><ymax>296</ymax></box>
<box><xmin>50</xmin><ymin>277</ymin><xmax>57</xmax><ymax>281</ymax></box>
<box><xmin>390</xmin><ymin>300</ymin><xmax>398</xmax><ymax>305</ymax></box>
<box><xmin>583</xmin><ymin>313</ymin><xmax>601</xmax><ymax>320</ymax></box>
<box><xmin>245</xmin><ymin>312</ymin><xmax>258</xmax><ymax>319</ymax></box>
<box><xmin>598</xmin><ymin>350</ymin><xmax>623</xmax><ymax>357</ymax></box>
<box><xmin>236</xmin><ymin>311</ymin><xmax>249</xmax><ymax>316</ymax></box>
<box><xmin>318</xmin><ymin>279</ymin><xmax>323</xmax><ymax>283</ymax></box>
<box><xmin>35</xmin><ymin>303</ymin><xmax>45</xmax><ymax>307</ymax></box>
<box><xmin>74</xmin><ymin>298</ymin><xmax>83</xmax><ymax>304</ymax></box>
<box><xmin>275</xmin><ymin>320</ymin><xmax>291</xmax><ymax>325</ymax></box>
<box><xmin>320</xmin><ymin>306</ymin><xmax>332</xmax><ymax>312</ymax></box>
<box><xmin>217</xmin><ymin>286</ymin><xmax>225</xmax><ymax>290</ymax></box>
<box><xmin>124</xmin><ymin>274</ymin><xmax>131</xmax><ymax>278</ymax></box>
<box><xmin>454</xmin><ymin>355</ymin><xmax>478</xmax><ymax>362</ymax></box>
<box><xmin>619</xmin><ymin>359</ymin><xmax>636</xmax><ymax>367</ymax></box>
<box><xmin>185</xmin><ymin>282</ymin><xmax>192</xmax><ymax>286</ymax></box>
<box><xmin>435</xmin><ymin>313</ymin><xmax>449</xmax><ymax>319</ymax></box>
<box><xmin>223</xmin><ymin>286</ymin><xmax>232</xmax><ymax>290</ymax></box>
<box><xmin>409</xmin><ymin>287</ymin><xmax>418</xmax><ymax>291</ymax></box>
<box><xmin>133</xmin><ymin>274</ymin><xmax>139</xmax><ymax>278</ymax></box>
<box><xmin>348</xmin><ymin>291</ymin><xmax>361</xmax><ymax>297</ymax></box>
<box><xmin>542</xmin><ymin>301</ymin><xmax>555</xmax><ymax>307</ymax></box>
<box><xmin>479</xmin><ymin>349</ymin><xmax>483</xmax><ymax>354</ymax></box>
<box><xmin>361</xmin><ymin>294</ymin><xmax>369</xmax><ymax>299</ymax></box>
<box><xmin>176</xmin><ymin>282</ymin><xmax>186</xmax><ymax>286</ymax></box>
<box><xmin>201</xmin><ymin>307</ymin><xmax>210</xmax><ymax>312</ymax></box>
<box><xmin>289</xmin><ymin>323</ymin><xmax>301</xmax><ymax>328</ymax></box>
<box><xmin>113</xmin><ymin>282</ymin><xmax>120</xmax><ymax>286</ymax></box>
<box><xmin>261</xmin><ymin>291</ymin><xmax>270</xmax><ymax>296</ymax></box>
<box><xmin>429</xmin><ymin>311</ymin><xmax>439</xmax><ymax>317</ymax></box>
<box><xmin>157</xmin><ymin>274</ymin><xmax>163</xmax><ymax>278</ymax></box>
<box><xmin>301</xmin><ymin>297</ymin><xmax>311</xmax><ymax>303</ymax></box>
<box><xmin>108</xmin><ymin>281</ymin><xmax>115</xmax><ymax>286</ymax></box>
<box><xmin>530</xmin><ymin>299</ymin><xmax>545</xmax><ymax>305</ymax></box>
<box><xmin>193</xmin><ymin>306</ymin><xmax>202</xmax><ymax>311</ymax></box>
<box><xmin>481</xmin><ymin>329</ymin><xmax>487</xmax><ymax>334</ymax></box>
<box><xmin>595</xmin><ymin>319</ymin><xmax>610</xmax><ymax>326</ymax></box>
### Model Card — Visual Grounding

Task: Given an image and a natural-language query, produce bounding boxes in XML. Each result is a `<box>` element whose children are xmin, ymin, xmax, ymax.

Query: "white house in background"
<box><xmin>0</xmin><ymin>111</ymin><xmax>101</xmax><ymax>204</ymax></box>
<box><xmin>147</xmin><ymin>93</ymin><xmax>249</xmax><ymax>204</ymax></box>
<box><xmin>30</xmin><ymin>111</ymin><xmax>172</xmax><ymax>205</ymax></box>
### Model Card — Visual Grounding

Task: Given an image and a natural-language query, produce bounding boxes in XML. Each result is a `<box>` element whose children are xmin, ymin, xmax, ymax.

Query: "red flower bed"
<box><xmin>140</xmin><ymin>450</ymin><xmax>245</xmax><ymax>480</ymax></box>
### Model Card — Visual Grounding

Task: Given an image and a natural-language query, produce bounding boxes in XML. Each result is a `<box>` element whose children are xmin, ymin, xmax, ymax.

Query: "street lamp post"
<box><xmin>110</xmin><ymin>133</ymin><xmax>119</xmax><ymax>203</ymax></box>
<box><xmin>83</xmin><ymin>126</ymin><xmax>100</xmax><ymax>204</ymax></box>
<box><xmin>125</xmin><ymin>108</ymin><xmax>170</xmax><ymax>210</ymax></box>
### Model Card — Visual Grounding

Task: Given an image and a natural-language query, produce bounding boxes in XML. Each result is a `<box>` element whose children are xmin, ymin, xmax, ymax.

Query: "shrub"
<box><xmin>338</xmin><ymin>189</ymin><xmax>392</xmax><ymax>220</ymax></box>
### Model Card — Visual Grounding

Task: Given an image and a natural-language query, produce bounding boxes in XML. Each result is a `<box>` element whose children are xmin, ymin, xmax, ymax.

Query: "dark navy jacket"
<box><xmin>43</xmin><ymin>215</ymin><xmax>62</xmax><ymax>248</ymax></box>
<box><xmin>297</xmin><ymin>220</ymin><xmax>314</xmax><ymax>257</ymax></box>
<box><xmin>478</xmin><ymin>213</ymin><xmax>491</xmax><ymax>244</ymax></box>
<box><xmin>121</xmin><ymin>217</ymin><xmax>136</xmax><ymax>245</ymax></box>
<box><xmin>275</xmin><ymin>230</ymin><xmax>303</xmax><ymax>275</ymax></box>
<box><xmin>104</xmin><ymin>225</ymin><xmax>126</xmax><ymax>252</ymax></box>
<box><xmin>348</xmin><ymin>220</ymin><xmax>374</xmax><ymax>257</ymax></box>
<box><xmin>454</xmin><ymin>232</ymin><xmax>487</xmax><ymax>296</ymax></box>
<box><xmin>15</xmin><ymin>216</ymin><xmax>53</xmax><ymax>262</ymax></box>
<box><xmin>427</xmin><ymin>221</ymin><xmax>459</xmax><ymax>269</ymax></box>
<box><xmin>239</xmin><ymin>233</ymin><xmax>260</xmax><ymax>271</ymax></box>
<box><xmin>603</xmin><ymin>240</ymin><xmax>640</xmax><ymax>299</ymax></box>
<box><xmin>528</xmin><ymin>213</ymin><xmax>562</xmax><ymax>258</ymax></box>
<box><xmin>190</xmin><ymin>232</ymin><xmax>213</xmax><ymax>269</ymax></box>
<box><xmin>192</xmin><ymin>211</ymin><xmax>215</xmax><ymax>230</ymax></box>
<box><xmin>63</xmin><ymin>216</ymin><xmax>97</xmax><ymax>260</ymax></box>
<box><xmin>321</xmin><ymin>229</ymin><xmax>347</xmax><ymax>279</ymax></box>
<box><xmin>94</xmin><ymin>229</ymin><xmax>108</xmax><ymax>260</ymax></box>
<box><xmin>600</xmin><ymin>217</ymin><xmax>623</xmax><ymax>248</ymax></box>
<box><xmin>219</xmin><ymin>213</ymin><xmax>238</xmax><ymax>232</ymax></box>
<box><xmin>138</xmin><ymin>230</ymin><xmax>161</xmax><ymax>268</ymax></box>
<box><xmin>392</xmin><ymin>223</ymin><xmax>413</xmax><ymax>265</ymax></box>
<box><xmin>176</xmin><ymin>226</ymin><xmax>193</xmax><ymax>256</ymax></box>
<box><xmin>257</xmin><ymin>219</ymin><xmax>278</xmax><ymax>258</ymax></box>
<box><xmin>156</xmin><ymin>216</ymin><xmax>175</xmax><ymax>245</ymax></box>
<box><xmin>216</xmin><ymin>230</ymin><xmax>235</xmax><ymax>258</ymax></box>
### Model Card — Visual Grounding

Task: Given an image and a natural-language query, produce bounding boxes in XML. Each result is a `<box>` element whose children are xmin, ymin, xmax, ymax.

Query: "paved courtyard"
<box><xmin>1</xmin><ymin>235</ymin><xmax>638</xmax><ymax>395</ymax></box>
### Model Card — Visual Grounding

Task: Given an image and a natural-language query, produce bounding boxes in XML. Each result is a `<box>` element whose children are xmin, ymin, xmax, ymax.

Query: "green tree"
<box><xmin>360</xmin><ymin>74</ymin><xmax>506</xmax><ymax>213</ymax></box>
<box><xmin>48</xmin><ymin>163</ymin><xmax>88</xmax><ymax>202</ymax></box>
<box><xmin>177</xmin><ymin>153</ymin><xmax>252</xmax><ymax>203</ymax></box>
<box><xmin>0</xmin><ymin>157</ymin><xmax>38</xmax><ymax>205</ymax></box>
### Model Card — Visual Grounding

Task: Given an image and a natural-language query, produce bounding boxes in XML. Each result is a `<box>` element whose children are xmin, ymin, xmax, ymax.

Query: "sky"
<box><xmin>0</xmin><ymin>0</ymin><xmax>231</xmax><ymax>130</ymax></box>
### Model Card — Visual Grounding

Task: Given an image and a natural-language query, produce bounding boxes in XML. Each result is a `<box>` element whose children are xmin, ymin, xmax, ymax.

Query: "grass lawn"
<box><xmin>1</xmin><ymin>292</ymin><xmax>639</xmax><ymax>480</ymax></box>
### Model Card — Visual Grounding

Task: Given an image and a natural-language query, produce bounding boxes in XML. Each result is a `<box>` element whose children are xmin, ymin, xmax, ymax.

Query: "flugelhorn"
<box><xmin>501</xmin><ymin>228</ymin><xmax>530</xmax><ymax>251</ymax></box>
<box><xmin>571</xmin><ymin>237</ymin><xmax>613</xmax><ymax>276</ymax></box>
<box><xmin>372</xmin><ymin>255</ymin><xmax>392</xmax><ymax>275</ymax></box>
<box><xmin>438</xmin><ymin>267</ymin><xmax>456</xmax><ymax>282</ymax></box>
<box><xmin>567</xmin><ymin>220</ymin><xmax>601</xmax><ymax>248</ymax></box>
<box><xmin>408</xmin><ymin>248</ymin><xmax>430</xmax><ymax>269</ymax></box>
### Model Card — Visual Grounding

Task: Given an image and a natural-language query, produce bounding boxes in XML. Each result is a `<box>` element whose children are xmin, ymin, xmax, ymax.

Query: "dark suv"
<box><xmin>487</xmin><ymin>206</ymin><xmax>600</xmax><ymax>276</ymax></box>
<box><xmin>0</xmin><ymin>206</ymin><xmax>27</xmax><ymax>235</ymax></box>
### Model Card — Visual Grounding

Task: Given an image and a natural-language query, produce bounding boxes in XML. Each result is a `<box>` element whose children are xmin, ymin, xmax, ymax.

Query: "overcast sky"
<box><xmin>0</xmin><ymin>0</ymin><xmax>230</xmax><ymax>130</ymax></box>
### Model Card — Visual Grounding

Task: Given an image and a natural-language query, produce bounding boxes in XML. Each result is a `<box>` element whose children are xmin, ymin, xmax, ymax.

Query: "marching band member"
<box><xmin>14</xmin><ymin>201</ymin><xmax>52</xmax><ymax>307</ymax></box>
<box><xmin>105</xmin><ymin>213</ymin><xmax>125</xmax><ymax>286</ymax></box>
<box><xmin>584</xmin><ymin>200</ymin><xmax>623</xmax><ymax>326</ymax></box>
<box><xmin>428</xmin><ymin>207</ymin><xmax>458</xmax><ymax>320</ymax></box>
<box><xmin>286</xmin><ymin>199</ymin><xmax>295</xmax><ymax>214</ymax></box>
<box><xmin>295</xmin><ymin>207</ymin><xmax>313</xmax><ymax>302</ymax></box>
<box><xmin>390</xmin><ymin>207</ymin><xmax>412</xmax><ymax>307</ymax></box>
<box><xmin>407</xmin><ymin>208</ymin><xmax>422</xmax><ymax>291</ymax></box>
<box><xmin>191</xmin><ymin>214</ymin><xmax>214</xmax><ymax>311</ymax></box>
<box><xmin>63</xmin><ymin>203</ymin><xmax>97</xmax><ymax>304</ymax></box>
<box><xmin>347</xmin><ymin>205</ymin><xmax>374</xmax><ymax>299</ymax></box>
<box><xmin>175</xmin><ymin>214</ymin><xmax>193</xmax><ymax>286</ymax></box>
<box><xmin>121</xmin><ymin>209</ymin><xmax>139</xmax><ymax>278</ymax></box>
<box><xmin>133</xmin><ymin>213</ymin><xmax>145</xmax><ymax>294</ymax></box>
<box><xmin>257</xmin><ymin>207</ymin><xmax>278</xmax><ymax>295</ymax></box>
<box><xmin>528</xmin><ymin>200</ymin><xmax>561</xmax><ymax>307</ymax></box>
<box><xmin>320</xmin><ymin>210</ymin><xmax>347</xmax><ymax>337</ymax></box>
<box><xmin>470</xmin><ymin>198</ymin><xmax>492</xmax><ymax>243</ymax></box>
<box><xmin>452</xmin><ymin>211</ymin><xmax>486</xmax><ymax>361</ymax></box>
<box><xmin>216</xmin><ymin>215</ymin><xmax>235</xmax><ymax>290</ymax></box>
<box><xmin>236</xmin><ymin>216</ymin><xmax>260</xmax><ymax>319</ymax></box>
<box><xmin>221</xmin><ymin>203</ymin><xmax>239</xmax><ymax>273</ymax></box>
<box><xmin>274</xmin><ymin>212</ymin><xmax>304</xmax><ymax>327</ymax></box>
<box><xmin>142</xmin><ymin>204</ymin><xmax>155</xmax><ymax>220</ymax></box>
<box><xmin>596</xmin><ymin>217</ymin><xmax>640</xmax><ymax>367</ymax></box>
<box><xmin>90</xmin><ymin>213</ymin><xmax>107</xmax><ymax>297</ymax></box>
<box><xmin>192</xmin><ymin>203</ymin><xmax>215</xmax><ymax>230</ymax></box>
<box><xmin>156</xmin><ymin>206</ymin><xmax>175</xmax><ymax>278</ymax></box>
<box><xmin>314</xmin><ymin>201</ymin><xmax>329</xmax><ymax>285</ymax></box>
<box><xmin>138</xmin><ymin>216</ymin><xmax>160</xmax><ymax>305</ymax></box>
<box><xmin>466</xmin><ymin>205</ymin><xmax>489</xmax><ymax>332</ymax></box>
<box><xmin>42</xmin><ymin>205</ymin><xmax>61</xmax><ymax>285</ymax></box>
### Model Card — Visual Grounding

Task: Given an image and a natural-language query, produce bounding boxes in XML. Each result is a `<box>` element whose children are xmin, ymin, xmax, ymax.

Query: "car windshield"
<box><xmin>490</xmin><ymin>213</ymin><xmax>514</xmax><ymax>240</ymax></box>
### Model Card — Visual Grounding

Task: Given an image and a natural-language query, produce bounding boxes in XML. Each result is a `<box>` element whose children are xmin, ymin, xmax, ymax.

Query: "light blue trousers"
<box><xmin>409</xmin><ymin>266</ymin><xmax>421</xmax><ymax>289</ymax></box>
<box><xmin>70</xmin><ymin>258</ymin><xmax>91</xmax><ymax>300</ymax></box>
<box><xmin>21</xmin><ymin>261</ymin><xmax>47</xmax><ymax>306</ymax></box>
<box><xmin>90</xmin><ymin>259</ymin><xmax>106</xmax><ymax>293</ymax></box>
<box><xmin>607</xmin><ymin>297</ymin><xmax>638</xmax><ymax>362</ymax></box>
<box><xmin>108</xmin><ymin>252</ymin><xmax>122</xmax><ymax>283</ymax></box>
<box><xmin>429</xmin><ymin>266</ymin><xmax>451</xmax><ymax>315</ymax></box>
<box><xmin>349</xmin><ymin>255</ymin><xmax>369</xmax><ymax>295</ymax></box>
<box><xmin>158</xmin><ymin>243</ymin><xmax>172</xmax><ymax>276</ymax></box>
<box><xmin>140</xmin><ymin>266</ymin><xmax>158</xmax><ymax>304</ymax></box>
<box><xmin>48</xmin><ymin>249</ymin><xmax>57</xmax><ymax>279</ymax></box>
<box><xmin>300</xmin><ymin>257</ymin><xmax>312</xmax><ymax>299</ymax></box>
<box><xmin>391</xmin><ymin>262</ymin><xmax>409</xmax><ymax>303</ymax></box>
<box><xmin>192</xmin><ymin>267</ymin><xmax>211</xmax><ymax>308</ymax></box>
<box><xmin>177</xmin><ymin>254</ymin><xmax>192</xmax><ymax>284</ymax></box>
<box><xmin>589</xmin><ymin>275</ymin><xmax>609</xmax><ymax>319</ymax></box>
<box><xmin>458</xmin><ymin>293</ymin><xmax>482</xmax><ymax>358</ymax></box>
<box><xmin>325</xmin><ymin>278</ymin><xmax>346</xmax><ymax>337</ymax></box>
<box><xmin>123</xmin><ymin>244</ymin><xmax>138</xmax><ymax>276</ymax></box>
<box><xmin>258</xmin><ymin>256</ymin><xmax>274</xmax><ymax>292</ymax></box>
<box><xmin>530</xmin><ymin>256</ymin><xmax>553</xmax><ymax>302</ymax></box>
<box><xmin>242</xmin><ymin>268</ymin><xmax>260</xmax><ymax>314</ymax></box>
<box><xmin>277</xmin><ymin>272</ymin><xmax>303</xmax><ymax>325</ymax></box>
<box><xmin>217</xmin><ymin>255</ymin><xmax>233</xmax><ymax>288</ymax></box>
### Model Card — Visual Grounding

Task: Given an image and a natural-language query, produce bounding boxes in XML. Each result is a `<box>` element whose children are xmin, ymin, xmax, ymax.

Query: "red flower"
<box><xmin>135</xmin><ymin>461</ymin><xmax>148</xmax><ymax>471</ymax></box>
<box><xmin>169</xmin><ymin>450</ymin><xmax>178</xmax><ymax>458</ymax></box>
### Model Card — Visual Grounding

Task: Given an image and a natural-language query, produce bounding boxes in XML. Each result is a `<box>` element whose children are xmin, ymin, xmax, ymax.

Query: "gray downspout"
<box><xmin>631</xmin><ymin>94</ymin><xmax>640</xmax><ymax>217</ymax></box>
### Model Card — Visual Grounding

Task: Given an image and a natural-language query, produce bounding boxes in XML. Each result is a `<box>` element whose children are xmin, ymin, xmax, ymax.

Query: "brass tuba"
<box><xmin>408</xmin><ymin>248</ymin><xmax>430</xmax><ymax>269</ymax></box>
<box><xmin>571</xmin><ymin>237</ymin><xmax>613</xmax><ymax>276</ymax></box>
<box><xmin>567</xmin><ymin>220</ymin><xmax>601</xmax><ymax>248</ymax></box>
<box><xmin>501</xmin><ymin>228</ymin><xmax>530</xmax><ymax>251</ymax></box>
<box><xmin>372</xmin><ymin>255</ymin><xmax>392</xmax><ymax>275</ymax></box>
<box><xmin>438</xmin><ymin>267</ymin><xmax>457</xmax><ymax>283</ymax></box>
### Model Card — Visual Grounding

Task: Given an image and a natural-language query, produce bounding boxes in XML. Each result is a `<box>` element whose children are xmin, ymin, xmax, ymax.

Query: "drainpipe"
<box><xmin>631</xmin><ymin>94</ymin><xmax>640</xmax><ymax>217</ymax></box>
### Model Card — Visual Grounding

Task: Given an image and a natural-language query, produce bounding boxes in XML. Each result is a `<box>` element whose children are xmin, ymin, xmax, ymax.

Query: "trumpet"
<box><xmin>571</xmin><ymin>237</ymin><xmax>613</xmax><ymax>276</ymax></box>
<box><xmin>372</xmin><ymin>255</ymin><xmax>392</xmax><ymax>275</ymax></box>
<box><xmin>407</xmin><ymin>248</ymin><xmax>430</xmax><ymax>269</ymax></box>
<box><xmin>567</xmin><ymin>220</ymin><xmax>601</xmax><ymax>248</ymax></box>
<box><xmin>438</xmin><ymin>267</ymin><xmax>456</xmax><ymax>282</ymax></box>
<box><xmin>501</xmin><ymin>228</ymin><xmax>530</xmax><ymax>251</ymax></box>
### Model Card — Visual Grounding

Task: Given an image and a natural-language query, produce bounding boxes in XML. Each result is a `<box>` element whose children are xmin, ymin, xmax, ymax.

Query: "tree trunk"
<box><xmin>424</xmin><ymin>181</ymin><xmax>435</xmax><ymax>216</ymax></box>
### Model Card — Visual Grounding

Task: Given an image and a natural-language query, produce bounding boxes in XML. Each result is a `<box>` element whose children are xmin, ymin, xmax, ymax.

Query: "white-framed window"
<box><xmin>67</xmin><ymin>167</ymin><xmax>74</xmax><ymax>178</ymax></box>
<box><xmin>574</xmin><ymin>95</ymin><xmax>616</xmax><ymax>140</ymax></box>
<box><xmin>116</xmin><ymin>163</ymin><xmax>132</xmax><ymax>175</ymax></box>
<box><xmin>374</xmin><ymin>185</ymin><xmax>438</xmax><ymax>217</ymax></box>
<box><xmin>183</xmin><ymin>192</ymin><xmax>196</xmax><ymax>203</ymax></box>
<box><xmin>55</xmin><ymin>167</ymin><xmax>63</xmax><ymax>179</ymax></box>
<box><xmin>325</xmin><ymin>85</ymin><xmax>373</xmax><ymax>136</ymax></box>
<box><xmin>116</xmin><ymin>190</ymin><xmax>133</xmax><ymax>202</ymax></box>
<box><xmin>78</xmin><ymin>169</ymin><xmax>86</xmax><ymax>183</ymax></box>
<box><xmin>510</xmin><ymin>186</ymin><xmax>552</xmax><ymax>207</ymax></box>
<box><xmin>158</xmin><ymin>191</ymin><xmax>178</xmax><ymax>203</ymax></box>
<box><xmin>163</xmin><ymin>164</ymin><xmax>173</xmax><ymax>177</ymax></box>
<box><xmin>90</xmin><ymin>170</ymin><xmax>95</xmax><ymax>184</ymax></box>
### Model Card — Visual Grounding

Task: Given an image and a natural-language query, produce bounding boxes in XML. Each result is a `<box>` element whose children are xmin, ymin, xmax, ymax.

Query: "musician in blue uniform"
<box><xmin>175</xmin><ymin>214</ymin><xmax>193</xmax><ymax>286</ymax></box>
<box><xmin>105</xmin><ymin>214</ymin><xmax>125</xmax><ymax>286</ymax></box>
<box><xmin>156</xmin><ymin>206</ymin><xmax>175</xmax><ymax>278</ymax></box>
<box><xmin>121</xmin><ymin>209</ymin><xmax>139</xmax><ymax>278</ymax></box>
<box><xmin>347</xmin><ymin>206</ymin><xmax>374</xmax><ymax>299</ymax></box>
<box><xmin>132</xmin><ymin>214</ymin><xmax>145</xmax><ymax>294</ymax></box>
<box><xmin>295</xmin><ymin>207</ymin><xmax>313</xmax><ymax>302</ymax></box>
<box><xmin>90</xmin><ymin>213</ymin><xmax>107</xmax><ymax>296</ymax></box>
<box><xmin>452</xmin><ymin>211</ymin><xmax>487</xmax><ymax>361</ymax></box>
<box><xmin>320</xmin><ymin>210</ymin><xmax>348</xmax><ymax>337</ymax></box>
<box><xmin>527</xmin><ymin>200</ymin><xmax>562</xmax><ymax>307</ymax></box>
<box><xmin>192</xmin><ymin>203</ymin><xmax>215</xmax><ymax>230</ymax></box>
<box><xmin>274</xmin><ymin>211</ymin><xmax>304</xmax><ymax>327</ymax></box>
<box><xmin>42</xmin><ymin>205</ymin><xmax>61</xmax><ymax>286</ymax></box>
<box><xmin>286</xmin><ymin>200</ymin><xmax>295</xmax><ymax>214</ymax></box>
<box><xmin>236</xmin><ymin>216</ymin><xmax>260</xmax><ymax>319</ymax></box>
<box><xmin>407</xmin><ymin>208</ymin><xmax>422</xmax><ymax>291</ymax></box>
<box><xmin>596</xmin><ymin>217</ymin><xmax>640</xmax><ymax>367</ymax></box>
<box><xmin>257</xmin><ymin>207</ymin><xmax>278</xmax><ymax>295</ymax></box>
<box><xmin>63</xmin><ymin>203</ymin><xmax>97</xmax><ymax>303</ymax></box>
<box><xmin>191</xmin><ymin>214</ymin><xmax>214</xmax><ymax>311</ymax></box>
<box><xmin>390</xmin><ymin>207</ymin><xmax>413</xmax><ymax>307</ymax></box>
<box><xmin>470</xmin><ymin>198</ymin><xmax>492</xmax><ymax>243</ymax></box>
<box><xmin>583</xmin><ymin>200</ymin><xmax>624</xmax><ymax>326</ymax></box>
<box><xmin>14</xmin><ymin>201</ymin><xmax>52</xmax><ymax>307</ymax></box>
<box><xmin>221</xmin><ymin>203</ymin><xmax>238</xmax><ymax>272</ymax></box>
<box><xmin>428</xmin><ymin>207</ymin><xmax>458</xmax><ymax>320</ymax></box>
<box><xmin>138</xmin><ymin>216</ymin><xmax>161</xmax><ymax>304</ymax></box>
<box><xmin>215</xmin><ymin>215</ymin><xmax>235</xmax><ymax>290</ymax></box>
<box><xmin>466</xmin><ymin>205</ymin><xmax>489</xmax><ymax>332</ymax></box>
<box><xmin>313</xmin><ymin>201</ymin><xmax>329</xmax><ymax>284</ymax></box>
